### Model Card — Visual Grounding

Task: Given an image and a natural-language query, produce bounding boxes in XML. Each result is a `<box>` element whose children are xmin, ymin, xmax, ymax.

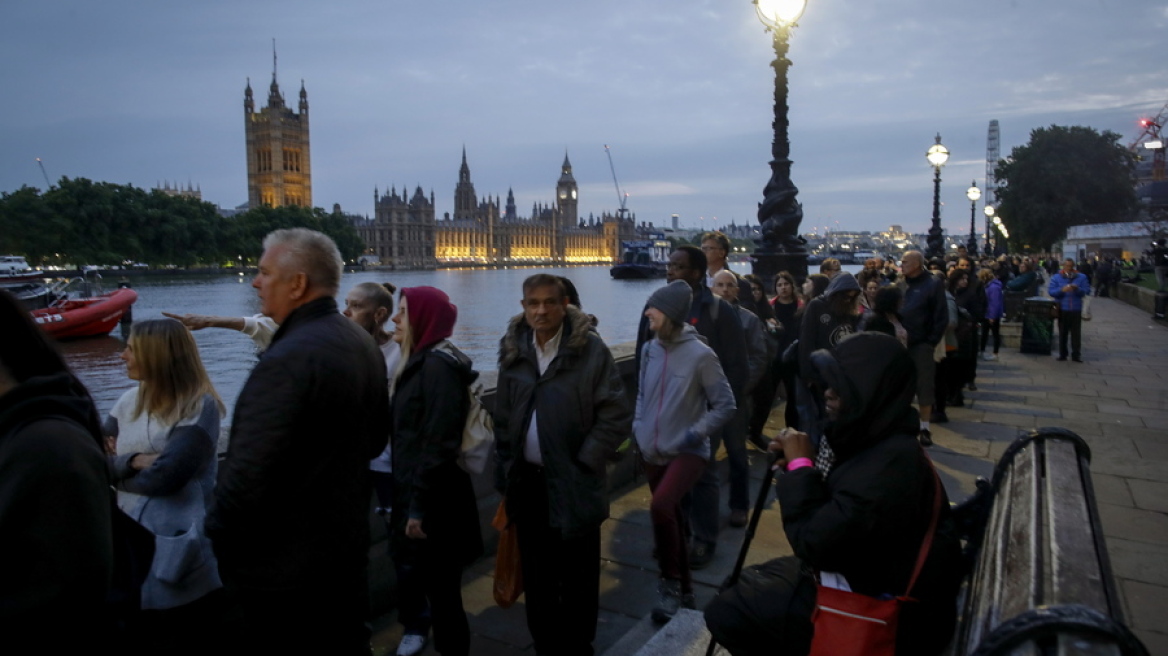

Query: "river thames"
<box><xmin>60</xmin><ymin>266</ymin><xmax>665</xmax><ymax>420</ymax></box>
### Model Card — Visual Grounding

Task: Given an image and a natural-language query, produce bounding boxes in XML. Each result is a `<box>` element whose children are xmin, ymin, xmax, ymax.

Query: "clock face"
<box><xmin>571</xmin><ymin>190</ymin><xmax>577</xmax><ymax>199</ymax></box>
<box><xmin>560</xmin><ymin>191</ymin><xmax>567</xmax><ymax>199</ymax></box>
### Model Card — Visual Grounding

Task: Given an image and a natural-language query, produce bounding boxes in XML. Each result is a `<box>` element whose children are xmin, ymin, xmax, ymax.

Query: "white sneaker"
<box><xmin>982</xmin><ymin>353</ymin><xmax>997</xmax><ymax>361</ymax></box>
<box><xmin>397</xmin><ymin>633</ymin><xmax>427</xmax><ymax>656</ymax></box>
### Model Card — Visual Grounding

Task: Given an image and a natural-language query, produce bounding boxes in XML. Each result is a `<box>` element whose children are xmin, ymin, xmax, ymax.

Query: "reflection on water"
<box><xmin>61</xmin><ymin>266</ymin><xmax>661</xmax><ymax>421</ymax></box>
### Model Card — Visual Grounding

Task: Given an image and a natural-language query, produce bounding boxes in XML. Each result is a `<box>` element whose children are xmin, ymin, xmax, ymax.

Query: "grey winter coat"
<box><xmin>494</xmin><ymin>307</ymin><xmax>632</xmax><ymax>539</ymax></box>
<box><xmin>634</xmin><ymin>326</ymin><xmax>736</xmax><ymax>466</ymax></box>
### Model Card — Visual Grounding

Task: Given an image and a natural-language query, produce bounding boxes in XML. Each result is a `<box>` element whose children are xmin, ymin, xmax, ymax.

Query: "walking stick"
<box><xmin>704</xmin><ymin>452</ymin><xmax>780</xmax><ymax>656</ymax></box>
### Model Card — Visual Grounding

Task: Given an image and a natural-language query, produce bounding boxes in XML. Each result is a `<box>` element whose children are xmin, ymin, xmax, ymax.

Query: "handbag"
<box><xmin>808</xmin><ymin>463</ymin><xmax>942</xmax><ymax>656</ymax></box>
<box><xmin>433</xmin><ymin>340</ymin><xmax>495</xmax><ymax>474</ymax></box>
<box><xmin>459</xmin><ymin>378</ymin><xmax>494</xmax><ymax>474</ymax></box>
<box><xmin>491</xmin><ymin>499</ymin><xmax>523</xmax><ymax>608</ymax></box>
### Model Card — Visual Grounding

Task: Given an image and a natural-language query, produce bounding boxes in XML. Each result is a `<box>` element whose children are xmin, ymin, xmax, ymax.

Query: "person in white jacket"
<box><xmin>635</xmin><ymin>280</ymin><xmax>736</xmax><ymax>624</ymax></box>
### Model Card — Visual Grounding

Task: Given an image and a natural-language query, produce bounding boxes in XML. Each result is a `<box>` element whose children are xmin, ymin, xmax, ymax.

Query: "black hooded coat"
<box><xmin>783</xmin><ymin>333</ymin><xmax>963</xmax><ymax>655</ymax></box>
<box><xmin>705</xmin><ymin>333</ymin><xmax>962</xmax><ymax>656</ymax></box>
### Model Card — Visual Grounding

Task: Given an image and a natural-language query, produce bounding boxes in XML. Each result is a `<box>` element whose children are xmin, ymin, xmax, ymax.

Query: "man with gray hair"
<box><xmin>207</xmin><ymin>228</ymin><xmax>390</xmax><ymax>654</ymax></box>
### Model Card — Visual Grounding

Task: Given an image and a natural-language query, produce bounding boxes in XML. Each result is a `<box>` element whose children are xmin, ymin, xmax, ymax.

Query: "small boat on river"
<box><xmin>611</xmin><ymin>237</ymin><xmax>671</xmax><ymax>279</ymax></box>
<box><xmin>0</xmin><ymin>255</ymin><xmax>43</xmax><ymax>282</ymax></box>
<box><xmin>30</xmin><ymin>278</ymin><xmax>137</xmax><ymax>339</ymax></box>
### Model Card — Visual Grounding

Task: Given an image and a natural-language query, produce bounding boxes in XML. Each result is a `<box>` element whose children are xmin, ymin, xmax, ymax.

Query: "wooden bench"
<box><xmin>951</xmin><ymin>427</ymin><xmax>1149</xmax><ymax>655</ymax></box>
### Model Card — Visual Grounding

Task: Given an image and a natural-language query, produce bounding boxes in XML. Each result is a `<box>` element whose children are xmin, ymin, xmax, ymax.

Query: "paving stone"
<box><xmin>1121</xmin><ymin>579</ymin><xmax>1168</xmax><ymax>635</ymax></box>
<box><xmin>1063</xmin><ymin>408</ymin><xmax>1147</xmax><ymax>428</ymax></box>
<box><xmin>1134</xmin><ymin>438</ymin><xmax>1168</xmax><ymax>462</ymax></box>
<box><xmin>1098</xmin><ymin>502</ymin><xmax>1168</xmax><ymax>545</ymax></box>
<box><xmin>599</xmin><ymin>559</ymin><xmax>665</xmax><ymax>619</ymax></box>
<box><xmin>979</xmin><ymin>411</ymin><xmax>1042</xmax><ymax>429</ymax></box>
<box><xmin>1093</xmin><ymin>456</ymin><xmax>1168</xmax><ymax>484</ymax></box>
<box><xmin>1099</xmin><ymin>424</ymin><xmax>1168</xmax><ymax>442</ymax></box>
<box><xmin>1091</xmin><ymin>473</ymin><xmax>1134</xmax><ymax>508</ymax></box>
<box><xmin>1132</xmin><ymin>628</ymin><xmax>1168</xmax><ymax>656</ymax></box>
<box><xmin>1078</xmin><ymin>434</ymin><xmax>1141</xmax><ymax>461</ymax></box>
<box><xmin>1108</xmin><ymin>537</ymin><xmax>1168</xmax><ymax>588</ymax></box>
<box><xmin>1128</xmin><ymin>479</ymin><xmax>1168</xmax><ymax>513</ymax></box>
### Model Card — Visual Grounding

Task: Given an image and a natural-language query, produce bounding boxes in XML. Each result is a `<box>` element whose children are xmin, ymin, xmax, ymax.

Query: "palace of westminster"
<box><xmin>244</xmin><ymin>67</ymin><xmax>638</xmax><ymax>269</ymax></box>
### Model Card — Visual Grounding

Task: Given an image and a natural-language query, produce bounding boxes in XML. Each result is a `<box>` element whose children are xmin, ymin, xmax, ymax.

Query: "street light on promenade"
<box><xmin>925</xmin><ymin>134</ymin><xmax>949</xmax><ymax>260</ymax></box>
<box><xmin>965</xmin><ymin>181</ymin><xmax>981</xmax><ymax>257</ymax></box>
<box><xmin>993</xmin><ymin>215</ymin><xmax>1008</xmax><ymax>254</ymax></box>
<box><xmin>751</xmin><ymin>0</ymin><xmax>810</xmax><ymax>284</ymax></box>
<box><xmin>984</xmin><ymin>205</ymin><xmax>995</xmax><ymax>256</ymax></box>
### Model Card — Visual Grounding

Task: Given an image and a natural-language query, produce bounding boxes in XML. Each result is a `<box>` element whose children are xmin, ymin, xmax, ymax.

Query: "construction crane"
<box><xmin>1129</xmin><ymin>101</ymin><xmax>1168</xmax><ymax>182</ymax></box>
<box><xmin>35</xmin><ymin>158</ymin><xmax>52</xmax><ymax>188</ymax></box>
<box><xmin>604</xmin><ymin>145</ymin><xmax>630</xmax><ymax>220</ymax></box>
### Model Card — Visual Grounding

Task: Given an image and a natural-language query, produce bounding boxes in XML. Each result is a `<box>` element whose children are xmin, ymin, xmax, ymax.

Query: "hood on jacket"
<box><xmin>401</xmin><ymin>286</ymin><xmax>457</xmax><ymax>351</ymax></box>
<box><xmin>499</xmin><ymin>305</ymin><xmax>593</xmax><ymax>369</ymax></box>
<box><xmin>822</xmin><ymin>271</ymin><xmax>861</xmax><ymax>299</ymax></box>
<box><xmin>0</xmin><ymin>372</ymin><xmax>104</xmax><ymax>453</ymax></box>
<box><xmin>810</xmin><ymin>332</ymin><xmax>919</xmax><ymax>463</ymax></box>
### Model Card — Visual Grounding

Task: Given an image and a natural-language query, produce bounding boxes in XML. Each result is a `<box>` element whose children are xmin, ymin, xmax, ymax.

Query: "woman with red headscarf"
<box><xmin>388</xmin><ymin>286</ymin><xmax>482</xmax><ymax>656</ymax></box>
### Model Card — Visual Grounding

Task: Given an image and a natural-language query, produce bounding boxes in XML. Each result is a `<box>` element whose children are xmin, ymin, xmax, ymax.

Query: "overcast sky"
<box><xmin>2</xmin><ymin>0</ymin><xmax>1165</xmax><ymax>237</ymax></box>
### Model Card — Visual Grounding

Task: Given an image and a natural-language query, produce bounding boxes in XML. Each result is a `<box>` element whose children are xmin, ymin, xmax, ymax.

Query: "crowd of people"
<box><xmin>0</xmin><ymin>226</ymin><xmax>1096</xmax><ymax>656</ymax></box>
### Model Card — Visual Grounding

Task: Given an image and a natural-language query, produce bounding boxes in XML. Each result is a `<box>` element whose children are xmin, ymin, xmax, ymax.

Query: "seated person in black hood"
<box><xmin>704</xmin><ymin>332</ymin><xmax>962</xmax><ymax>656</ymax></box>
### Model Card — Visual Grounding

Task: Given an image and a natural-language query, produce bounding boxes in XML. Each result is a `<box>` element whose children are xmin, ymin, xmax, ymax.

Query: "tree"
<box><xmin>229</xmin><ymin>205</ymin><xmax>365</xmax><ymax>263</ymax></box>
<box><xmin>995</xmin><ymin>125</ymin><xmax>1139</xmax><ymax>251</ymax></box>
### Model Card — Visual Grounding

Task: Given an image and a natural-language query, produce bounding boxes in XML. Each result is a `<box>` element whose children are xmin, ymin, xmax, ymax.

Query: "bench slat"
<box><xmin>963</xmin><ymin>449</ymin><xmax>1041</xmax><ymax>651</ymax></box>
<box><xmin>1044</xmin><ymin>441</ymin><xmax>1110</xmax><ymax>610</ymax></box>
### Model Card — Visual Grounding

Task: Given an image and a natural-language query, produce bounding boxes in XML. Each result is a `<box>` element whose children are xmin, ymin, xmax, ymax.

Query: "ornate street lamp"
<box><xmin>751</xmin><ymin>0</ymin><xmax>810</xmax><ymax>285</ymax></box>
<box><xmin>993</xmin><ymin>215</ymin><xmax>1008</xmax><ymax>254</ymax></box>
<box><xmin>965</xmin><ymin>181</ymin><xmax>981</xmax><ymax>257</ymax></box>
<box><xmin>983</xmin><ymin>205</ymin><xmax>995</xmax><ymax>256</ymax></box>
<box><xmin>925</xmin><ymin>134</ymin><xmax>949</xmax><ymax>260</ymax></box>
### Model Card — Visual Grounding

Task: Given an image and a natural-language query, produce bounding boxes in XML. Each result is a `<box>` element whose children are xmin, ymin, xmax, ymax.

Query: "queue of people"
<box><xmin>4</xmin><ymin>226</ymin><xmax>1078</xmax><ymax>656</ymax></box>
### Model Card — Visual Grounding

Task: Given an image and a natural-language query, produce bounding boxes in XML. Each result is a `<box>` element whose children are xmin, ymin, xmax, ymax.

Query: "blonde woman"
<box><xmin>105</xmin><ymin>318</ymin><xmax>226</xmax><ymax>653</ymax></box>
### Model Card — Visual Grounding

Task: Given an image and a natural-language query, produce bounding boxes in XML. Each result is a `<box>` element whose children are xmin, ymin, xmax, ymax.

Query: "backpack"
<box><xmin>433</xmin><ymin>340</ymin><xmax>494</xmax><ymax>474</ymax></box>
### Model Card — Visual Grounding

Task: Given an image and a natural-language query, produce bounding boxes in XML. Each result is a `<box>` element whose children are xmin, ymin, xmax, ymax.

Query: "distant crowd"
<box><xmin>0</xmin><ymin>228</ymin><xmax>1110</xmax><ymax>656</ymax></box>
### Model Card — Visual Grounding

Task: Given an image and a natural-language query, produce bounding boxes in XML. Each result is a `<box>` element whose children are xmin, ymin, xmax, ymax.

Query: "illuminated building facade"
<box><xmin>355</xmin><ymin>150</ymin><xmax>635</xmax><ymax>269</ymax></box>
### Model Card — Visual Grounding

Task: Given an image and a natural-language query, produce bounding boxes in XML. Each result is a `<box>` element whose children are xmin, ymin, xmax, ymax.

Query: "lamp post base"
<box><xmin>751</xmin><ymin>250</ymin><xmax>809</xmax><ymax>286</ymax></box>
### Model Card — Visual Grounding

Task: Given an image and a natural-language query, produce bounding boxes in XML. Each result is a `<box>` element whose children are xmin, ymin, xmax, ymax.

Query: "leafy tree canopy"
<box><xmin>0</xmin><ymin>178</ymin><xmax>365</xmax><ymax>266</ymax></box>
<box><xmin>995</xmin><ymin>125</ymin><xmax>1138</xmax><ymax>251</ymax></box>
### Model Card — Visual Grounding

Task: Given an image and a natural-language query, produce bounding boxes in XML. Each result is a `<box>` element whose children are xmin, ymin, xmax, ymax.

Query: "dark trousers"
<box><xmin>126</xmin><ymin>588</ymin><xmax>228</xmax><ymax>656</ymax></box>
<box><xmin>980</xmin><ymin>319</ymin><xmax>1001</xmax><ymax>354</ymax></box>
<box><xmin>223</xmin><ymin>567</ymin><xmax>371</xmax><ymax>656</ymax></box>
<box><xmin>777</xmin><ymin>363</ymin><xmax>799</xmax><ymax>430</ymax></box>
<box><xmin>397</xmin><ymin>548</ymin><xmax>468</xmax><ymax>655</ymax></box>
<box><xmin>371</xmin><ymin>471</ymin><xmax>433</xmax><ymax>638</ymax></box>
<box><xmin>1058</xmin><ymin>310</ymin><xmax>1083</xmax><ymax>359</ymax></box>
<box><xmin>748</xmin><ymin>372</ymin><xmax>777</xmax><ymax>445</ymax></box>
<box><xmin>511</xmin><ymin>463</ymin><xmax>601</xmax><ymax>656</ymax></box>
<box><xmin>703</xmin><ymin>556</ymin><xmax>815</xmax><ymax>656</ymax></box>
<box><xmin>645</xmin><ymin>454</ymin><xmax>707</xmax><ymax>592</ymax></box>
<box><xmin>690</xmin><ymin>402</ymin><xmax>749</xmax><ymax>547</ymax></box>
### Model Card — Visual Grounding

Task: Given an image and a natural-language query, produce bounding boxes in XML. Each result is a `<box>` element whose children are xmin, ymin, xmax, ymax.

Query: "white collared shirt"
<box><xmin>705</xmin><ymin>265</ymin><xmax>729</xmax><ymax>289</ymax></box>
<box><xmin>523</xmin><ymin>323</ymin><xmax>564</xmax><ymax>465</ymax></box>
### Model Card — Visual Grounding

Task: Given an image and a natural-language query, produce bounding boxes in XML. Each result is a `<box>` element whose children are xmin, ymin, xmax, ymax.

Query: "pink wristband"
<box><xmin>787</xmin><ymin>458</ymin><xmax>813</xmax><ymax>471</ymax></box>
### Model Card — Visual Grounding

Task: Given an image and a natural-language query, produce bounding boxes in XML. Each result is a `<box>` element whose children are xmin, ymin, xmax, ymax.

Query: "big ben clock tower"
<box><xmin>556</xmin><ymin>151</ymin><xmax>578</xmax><ymax>227</ymax></box>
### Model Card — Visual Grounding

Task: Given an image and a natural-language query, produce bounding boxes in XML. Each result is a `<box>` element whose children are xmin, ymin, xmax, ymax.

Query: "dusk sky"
<box><xmin>2</xmin><ymin>0</ymin><xmax>1165</xmax><ymax>236</ymax></box>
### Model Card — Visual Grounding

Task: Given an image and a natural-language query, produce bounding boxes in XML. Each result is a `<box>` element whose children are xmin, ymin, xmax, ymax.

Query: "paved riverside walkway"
<box><xmin>370</xmin><ymin>295</ymin><xmax>1168</xmax><ymax>655</ymax></box>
